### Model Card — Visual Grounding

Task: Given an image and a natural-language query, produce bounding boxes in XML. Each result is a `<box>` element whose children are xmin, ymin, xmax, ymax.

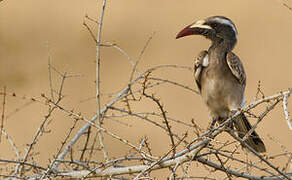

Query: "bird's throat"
<box><xmin>209</xmin><ymin>38</ymin><xmax>236</xmax><ymax>53</ymax></box>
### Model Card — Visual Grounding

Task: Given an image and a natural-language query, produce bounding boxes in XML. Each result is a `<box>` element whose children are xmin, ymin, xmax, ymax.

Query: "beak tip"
<box><xmin>175</xmin><ymin>34</ymin><xmax>182</xmax><ymax>39</ymax></box>
<box><xmin>175</xmin><ymin>27</ymin><xmax>189</xmax><ymax>39</ymax></box>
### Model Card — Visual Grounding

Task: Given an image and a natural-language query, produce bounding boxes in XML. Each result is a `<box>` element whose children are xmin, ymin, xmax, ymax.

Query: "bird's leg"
<box><xmin>209</xmin><ymin>116</ymin><xmax>222</xmax><ymax>131</ymax></box>
<box><xmin>206</xmin><ymin>118</ymin><xmax>218</xmax><ymax>139</ymax></box>
<box><xmin>228</xmin><ymin>110</ymin><xmax>239</xmax><ymax>129</ymax></box>
<box><xmin>209</xmin><ymin>118</ymin><xmax>217</xmax><ymax>130</ymax></box>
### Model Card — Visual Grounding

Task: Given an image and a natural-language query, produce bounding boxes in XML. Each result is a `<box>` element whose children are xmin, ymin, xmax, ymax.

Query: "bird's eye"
<box><xmin>212</xmin><ymin>23</ymin><xmax>218</xmax><ymax>28</ymax></box>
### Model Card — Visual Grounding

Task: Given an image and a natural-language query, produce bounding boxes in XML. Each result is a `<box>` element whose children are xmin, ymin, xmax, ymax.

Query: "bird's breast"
<box><xmin>200</xmin><ymin>63</ymin><xmax>244</xmax><ymax>117</ymax></box>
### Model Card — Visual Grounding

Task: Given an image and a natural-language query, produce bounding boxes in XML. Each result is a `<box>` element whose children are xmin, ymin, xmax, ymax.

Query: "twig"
<box><xmin>148</xmin><ymin>77</ymin><xmax>199</xmax><ymax>94</ymax></box>
<box><xmin>95</xmin><ymin>0</ymin><xmax>109</xmax><ymax>162</ymax></box>
<box><xmin>46</xmin><ymin>42</ymin><xmax>55</xmax><ymax>103</ymax></box>
<box><xmin>5</xmin><ymin>101</ymin><xmax>35</xmax><ymax>120</ymax></box>
<box><xmin>245</xmin><ymin>90</ymin><xmax>291</xmax><ymax>110</ymax></box>
<box><xmin>107</xmin><ymin>110</ymin><xmax>193</xmax><ymax>127</ymax></box>
<box><xmin>89</xmin><ymin>130</ymin><xmax>99</xmax><ymax>160</ymax></box>
<box><xmin>53</xmin><ymin>64</ymin><xmax>188</xmax><ymax>168</ymax></box>
<box><xmin>134</xmin><ymin>133</ymin><xmax>188</xmax><ymax>180</ymax></box>
<box><xmin>52</xmin><ymin>121</ymin><xmax>233</xmax><ymax>178</ymax></box>
<box><xmin>283</xmin><ymin>3</ymin><xmax>292</xmax><ymax>11</ymax></box>
<box><xmin>58</xmin><ymin>133</ymin><xmax>205</xmax><ymax>178</ymax></box>
<box><xmin>1</xmin><ymin>128</ymin><xmax>23</xmax><ymax>177</ymax></box>
<box><xmin>214</xmin><ymin>153</ymin><xmax>232</xmax><ymax>180</ymax></box>
<box><xmin>216</xmin><ymin>150</ymin><xmax>277</xmax><ymax>177</ymax></box>
<box><xmin>169</xmin><ymin>162</ymin><xmax>180</xmax><ymax>180</ymax></box>
<box><xmin>176</xmin><ymin>176</ymin><xmax>215</xmax><ymax>180</ymax></box>
<box><xmin>129</xmin><ymin>32</ymin><xmax>155</xmax><ymax>83</ymax></box>
<box><xmin>0</xmin><ymin>129</ymin><xmax>21</xmax><ymax>160</ymax></box>
<box><xmin>51</xmin><ymin>82</ymin><xmax>133</xmax><ymax>169</ymax></box>
<box><xmin>142</xmin><ymin>92</ymin><xmax>176</xmax><ymax>156</ymax></box>
<box><xmin>142</xmin><ymin>72</ymin><xmax>176</xmax><ymax>156</ymax></box>
<box><xmin>109</xmin><ymin>106</ymin><xmax>183</xmax><ymax>142</ymax></box>
<box><xmin>18</xmin><ymin>71</ymin><xmax>68</xmax><ymax>176</ymax></box>
<box><xmin>57</xmin><ymin>72</ymin><xmax>66</xmax><ymax>100</ymax></box>
<box><xmin>18</xmin><ymin>99</ymin><xmax>57</xmax><ymax>176</ymax></box>
<box><xmin>0</xmin><ymin>175</ymin><xmax>24</xmax><ymax>180</ymax></box>
<box><xmin>79</xmin><ymin>126</ymin><xmax>92</xmax><ymax>162</ymax></box>
<box><xmin>283</xmin><ymin>89</ymin><xmax>292</xmax><ymax>130</ymax></box>
<box><xmin>40</xmin><ymin>118</ymin><xmax>80</xmax><ymax>179</ymax></box>
<box><xmin>55</xmin><ymin>159</ymin><xmax>90</xmax><ymax>169</ymax></box>
<box><xmin>83</xmin><ymin>21</ymin><xmax>97</xmax><ymax>43</ymax></box>
<box><xmin>197</xmin><ymin>157</ymin><xmax>292</xmax><ymax>180</ymax></box>
<box><xmin>227</xmin><ymin>129</ymin><xmax>291</xmax><ymax>179</ymax></box>
<box><xmin>103</xmin><ymin>114</ymin><xmax>132</xmax><ymax>127</ymax></box>
<box><xmin>103</xmin><ymin>43</ymin><xmax>136</xmax><ymax>66</ymax></box>
<box><xmin>0</xmin><ymin>159</ymin><xmax>46</xmax><ymax>171</ymax></box>
<box><xmin>0</xmin><ymin>86</ymin><xmax>6</xmax><ymax>142</ymax></box>
<box><xmin>242</xmin><ymin>98</ymin><xmax>280</xmax><ymax>142</ymax></box>
<box><xmin>45</xmin><ymin>96</ymin><xmax>157</xmax><ymax>161</ymax></box>
<box><xmin>85</xmin><ymin>14</ymin><xmax>99</xmax><ymax>24</ymax></box>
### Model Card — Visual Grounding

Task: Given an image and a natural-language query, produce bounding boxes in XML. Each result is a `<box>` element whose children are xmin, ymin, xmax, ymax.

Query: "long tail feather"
<box><xmin>233</xmin><ymin>113</ymin><xmax>266</xmax><ymax>153</ymax></box>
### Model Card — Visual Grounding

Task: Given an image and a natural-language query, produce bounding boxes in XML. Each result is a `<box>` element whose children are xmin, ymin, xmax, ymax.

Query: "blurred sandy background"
<box><xmin>1</xmin><ymin>0</ymin><xmax>292</xmax><ymax>178</ymax></box>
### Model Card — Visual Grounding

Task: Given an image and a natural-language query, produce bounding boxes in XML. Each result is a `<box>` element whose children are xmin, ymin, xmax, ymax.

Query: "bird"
<box><xmin>176</xmin><ymin>16</ymin><xmax>266</xmax><ymax>153</ymax></box>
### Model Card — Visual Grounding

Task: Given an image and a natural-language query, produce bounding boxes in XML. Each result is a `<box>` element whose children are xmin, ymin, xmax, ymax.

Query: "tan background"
<box><xmin>1</xmin><ymin>0</ymin><xmax>292</xmax><ymax>178</ymax></box>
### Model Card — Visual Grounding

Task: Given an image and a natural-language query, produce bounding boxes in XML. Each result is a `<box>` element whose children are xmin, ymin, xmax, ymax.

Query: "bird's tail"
<box><xmin>233</xmin><ymin>113</ymin><xmax>266</xmax><ymax>153</ymax></box>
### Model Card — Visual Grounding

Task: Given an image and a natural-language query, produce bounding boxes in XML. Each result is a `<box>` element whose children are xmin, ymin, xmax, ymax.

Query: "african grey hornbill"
<box><xmin>176</xmin><ymin>16</ymin><xmax>266</xmax><ymax>153</ymax></box>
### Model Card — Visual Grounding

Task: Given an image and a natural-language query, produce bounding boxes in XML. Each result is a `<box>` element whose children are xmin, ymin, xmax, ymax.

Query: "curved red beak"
<box><xmin>176</xmin><ymin>25</ymin><xmax>194</xmax><ymax>39</ymax></box>
<box><xmin>176</xmin><ymin>20</ymin><xmax>212</xmax><ymax>39</ymax></box>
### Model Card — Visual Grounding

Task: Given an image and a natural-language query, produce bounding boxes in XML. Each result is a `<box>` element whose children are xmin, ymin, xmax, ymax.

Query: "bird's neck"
<box><xmin>208</xmin><ymin>39</ymin><xmax>235</xmax><ymax>64</ymax></box>
<box><xmin>209</xmin><ymin>38</ymin><xmax>236</xmax><ymax>54</ymax></box>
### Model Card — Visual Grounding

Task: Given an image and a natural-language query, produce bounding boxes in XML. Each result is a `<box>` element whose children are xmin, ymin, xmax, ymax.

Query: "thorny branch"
<box><xmin>2</xmin><ymin>59</ymin><xmax>292</xmax><ymax>180</ymax></box>
<box><xmin>2</xmin><ymin>2</ymin><xmax>292</xmax><ymax>180</ymax></box>
<box><xmin>49</xmin><ymin>64</ymin><xmax>193</xmax><ymax>171</ymax></box>
<box><xmin>3</xmin><ymin>25</ymin><xmax>292</xmax><ymax>180</ymax></box>
<box><xmin>142</xmin><ymin>72</ymin><xmax>176</xmax><ymax>157</ymax></box>
<box><xmin>17</xmin><ymin>67</ymin><xmax>69</xmax><ymax>176</ymax></box>
<box><xmin>3</xmin><ymin>86</ymin><xmax>291</xmax><ymax>179</ymax></box>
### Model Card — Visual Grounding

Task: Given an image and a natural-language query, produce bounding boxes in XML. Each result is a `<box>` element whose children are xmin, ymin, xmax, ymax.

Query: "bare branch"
<box><xmin>2</xmin><ymin>1</ymin><xmax>291</xmax><ymax>179</ymax></box>
<box><xmin>283</xmin><ymin>89</ymin><xmax>292</xmax><ymax>130</ymax></box>
<box><xmin>95</xmin><ymin>0</ymin><xmax>109</xmax><ymax>162</ymax></box>
<box><xmin>227</xmin><ymin>129</ymin><xmax>291</xmax><ymax>179</ymax></box>
<box><xmin>142</xmin><ymin>78</ymin><xmax>176</xmax><ymax>157</ymax></box>
<box><xmin>129</xmin><ymin>32</ymin><xmax>155</xmax><ymax>83</ymax></box>
<box><xmin>46</xmin><ymin>42</ymin><xmax>55</xmax><ymax>102</ymax></box>
<box><xmin>58</xmin><ymin>137</ymin><xmax>207</xmax><ymax>178</ymax></box>
<box><xmin>0</xmin><ymin>86</ymin><xmax>6</xmax><ymax>142</ymax></box>
<box><xmin>0</xmin><ymin>129</ymin><xmax>20</xmax><ymax>160</ymax></box>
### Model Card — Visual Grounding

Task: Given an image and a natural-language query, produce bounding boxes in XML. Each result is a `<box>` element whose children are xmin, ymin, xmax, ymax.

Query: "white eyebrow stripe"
<box><xmin>213</xmin><ymin>17</ymin><xmax>238</xmax><ymax>35</ymax></box>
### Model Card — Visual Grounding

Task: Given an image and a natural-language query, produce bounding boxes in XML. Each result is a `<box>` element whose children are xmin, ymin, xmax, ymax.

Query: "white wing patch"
<box><xmin>194</xmin><ymin>50</ymin><xmax>208</xmax><ymax>91</ymax></box>
<box><xmin>202</xmin><ymin>54</ymin><xmax>209</xmax><ymax>67</ymax></box>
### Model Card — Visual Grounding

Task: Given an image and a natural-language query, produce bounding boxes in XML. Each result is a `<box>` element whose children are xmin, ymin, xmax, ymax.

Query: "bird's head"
<box><xmin>176</xmin><ymin>16</ymin><xmax>238</xmax><ymax>49</ymax></box>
